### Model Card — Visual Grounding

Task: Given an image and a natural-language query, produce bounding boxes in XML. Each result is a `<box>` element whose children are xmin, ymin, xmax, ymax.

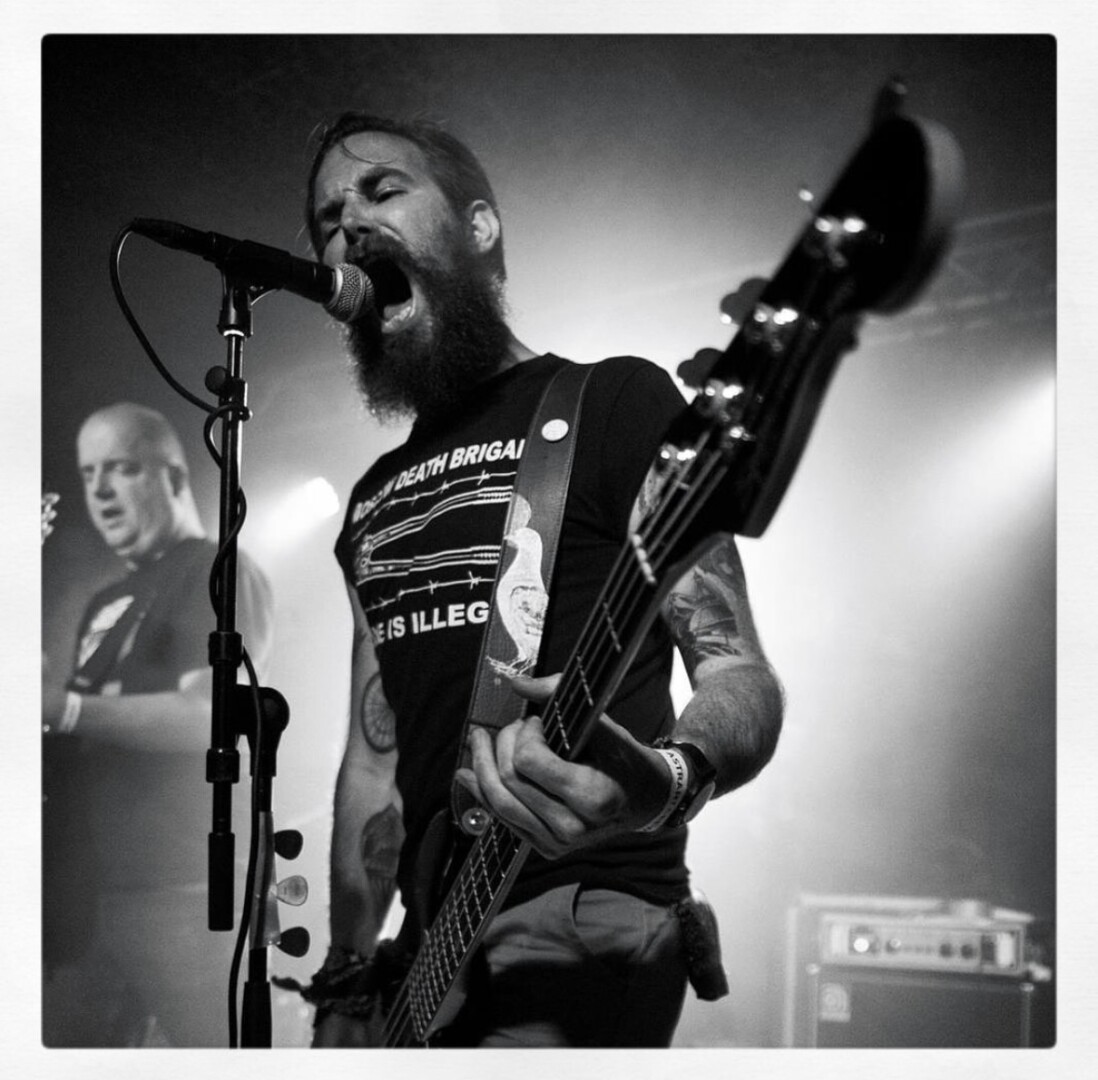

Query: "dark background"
<box><xmin>40</xmin><ymin>35</ymin><xmax>1055</xmax><ymax>1047</ymax></box>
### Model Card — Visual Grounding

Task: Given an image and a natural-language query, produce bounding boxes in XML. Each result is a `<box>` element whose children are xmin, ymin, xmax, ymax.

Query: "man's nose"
<box><xmin>340</xmin><ymin>191</ymin><xmax>377</xmax><ymax>241</ymax></box>
<box><xmin>90</xmin><ymin>471</ymin><xmax>114</xmax><ymax>499</ymax></box>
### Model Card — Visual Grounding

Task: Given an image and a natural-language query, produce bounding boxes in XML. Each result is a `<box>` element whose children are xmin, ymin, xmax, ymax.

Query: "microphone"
<box><xmin>128</xmin><ymin>218</ymin><xmax>373</xmax><ymax>323</ymax></box>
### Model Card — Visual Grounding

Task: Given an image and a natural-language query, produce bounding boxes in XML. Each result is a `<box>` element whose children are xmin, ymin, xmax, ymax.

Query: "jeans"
<box><xmin>476</xmin><ymin>883</ymin><xmax>689</xmax><ymax>1047</ymax></box>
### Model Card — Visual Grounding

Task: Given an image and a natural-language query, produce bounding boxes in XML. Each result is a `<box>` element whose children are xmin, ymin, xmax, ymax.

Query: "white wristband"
<box><xmin>636</xmin><ymin>747</ymin><xmax>689</xmax><ymax>833</ymax></box>
<box><xmin>59</xmin><ymin>691</ymin><xmax>82</xmax><ymax>734</ymax></box>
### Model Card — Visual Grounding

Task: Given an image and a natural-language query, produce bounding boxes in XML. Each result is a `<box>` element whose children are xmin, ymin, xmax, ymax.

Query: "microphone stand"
<box><xmin>205</xmin><ymin>276</ymin><xmax>308</xmax><ymax>1047</ymax></box>
<box><xmin>206</xmin><ymin>278</ymin><xmax>251</xmax><ymax>935</ymax></box>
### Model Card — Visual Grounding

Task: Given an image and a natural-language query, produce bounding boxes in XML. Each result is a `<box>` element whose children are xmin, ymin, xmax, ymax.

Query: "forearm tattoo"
<box><xmin>360</xmin><ymin>673</ymin><xmax>397</xmax><ymax>753</ymax></box>
<box><xmin>360</xmin><ymin>804</ymin><xmax>403</xmax><ymax>911</ymax></box>
<box><xmin>663</xmin><ymin>541</ymin><xmax>754</xmax><ymax>676</ymax></box>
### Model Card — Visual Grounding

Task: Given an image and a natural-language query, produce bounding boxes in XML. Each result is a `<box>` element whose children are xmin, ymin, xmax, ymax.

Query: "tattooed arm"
<box><xmin>313</xmin><ymin>582</ymin><xmax>404</xmax><ymax>1047</ymax></box>
<box><xmin>457</xmin><ymin>533</ymin><xmax>782</xmax><ymax>856</ymax></box>
<box><xmin>660</xmin><ymin>535</ymin><xmax>784</xmax><ymax>796</ymax></box>
<box><xmin>328</xmin><ymin>579</ymin><xmax>404</xmax><ymax>956</ymax></box>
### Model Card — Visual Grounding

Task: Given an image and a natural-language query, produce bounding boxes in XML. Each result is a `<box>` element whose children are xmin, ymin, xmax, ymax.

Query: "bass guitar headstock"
<box><xmin>665</xmin><ymin>82</ymin><xmax>964</xmax><ymax>543</ymax></box>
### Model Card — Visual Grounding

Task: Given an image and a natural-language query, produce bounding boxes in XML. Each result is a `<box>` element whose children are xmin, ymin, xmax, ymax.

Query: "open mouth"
<box><xmin>363</xmin><ymin>258</ymin><xmax>417</xmax><ymax>333</ymax></box>
<box><xmin>97</xmin><ymin>507</ymin><xmax>129</xmax><ymax>535</ymax></box>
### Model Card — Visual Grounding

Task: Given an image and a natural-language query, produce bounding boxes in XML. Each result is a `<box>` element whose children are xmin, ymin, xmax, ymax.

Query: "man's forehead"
<box><xmin>316</xmin><ymin>130</ymin><xmax>430</xmax><ymax>184</ymax></box>
<box><xmin>77</xmin><ymin>416</ymin><xmax>147</xmax><ymax>461</ymax></box>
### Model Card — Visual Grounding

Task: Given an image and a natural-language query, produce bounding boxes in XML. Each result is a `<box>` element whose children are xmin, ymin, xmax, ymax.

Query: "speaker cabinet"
<box><xmin>791</xmin><ymin>964</ymin><xmax>1036</xmax><ymax>1047</ymax></box>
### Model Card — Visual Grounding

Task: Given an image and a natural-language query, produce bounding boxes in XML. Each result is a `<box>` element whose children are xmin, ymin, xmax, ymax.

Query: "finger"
<box><xmin>497</xmin><ymin>719</ymin><xmax>573</xmax><ymax>815</ymax></box>
<box><xmin>470</xmin><ymin>725</ymin><xmax>579</xmax><ymax>856</ymax></box>
<box><xmin>507</xmin><ymin>715</ymin><xmax>581</xmax><ymax>796</ymax></box>
<box><xmin>576</xmin><ymin>712</ymin><xmax>641</xmax><ymax>779</ymax></box>
<box><xmin>453</xmin><ymin>767</ymin><xmax>484</xmax><ymax>804</ymax></box>
<box><xmin>504</xmin><ymin>718</ymin><xmax>630</xmax><ymax>841</ymax></box>
<box><xmin>468</xmin><ymin>726</ymin><xmax>546</xmax><ymax>836</ymax></box>
<box><xmin>507</xmin><ymin>672</ymin><xmax>561</xmax><ymax>703</ymax></box>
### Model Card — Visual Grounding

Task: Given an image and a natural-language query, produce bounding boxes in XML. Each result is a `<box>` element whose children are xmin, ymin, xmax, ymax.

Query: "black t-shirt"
<box><xmin>43</xmin><ymin>538</ymin><xmax>274</xmax><ymax>900</ymax></box>
<box><xmin>335</xmin><ymin>355</ymin><xmax>692</xmax><ymax>907</ymax></box>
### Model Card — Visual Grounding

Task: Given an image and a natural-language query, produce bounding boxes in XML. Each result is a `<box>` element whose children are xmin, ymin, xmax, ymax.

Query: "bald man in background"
<box><xmin>42</xmin><ymin>402</ymin><xmax>274</xmax><ymax>1046</ymax></box>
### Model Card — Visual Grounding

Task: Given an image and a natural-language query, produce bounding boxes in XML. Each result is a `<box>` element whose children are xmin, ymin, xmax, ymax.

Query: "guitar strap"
<box><xmin>67</xmin><ymin>575</ymin><xmax>159</xmax><ymax>694</ymax></box>
<box><xmin>450</xmin><ymin>359</ymin><xmax>593</xmax><ymax>833</ymax></box>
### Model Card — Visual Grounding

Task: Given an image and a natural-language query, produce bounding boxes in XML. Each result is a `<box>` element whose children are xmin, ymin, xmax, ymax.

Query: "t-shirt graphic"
<box><xmin>345</xmin><ymin>435</ymin><xmax>526</xmax><ymax>651</ymax></box>
<box><xmin>76</xmin><ymin>594</ymin><xmax>136</xmax><ymax>668</ymax></box>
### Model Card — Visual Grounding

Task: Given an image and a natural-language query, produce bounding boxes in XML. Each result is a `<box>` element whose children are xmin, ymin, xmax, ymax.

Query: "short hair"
<box><xmin>81</xmin><ymin>402</ymin><xmax>189</xmax><ymax>473</ymax></box>
<box><xmin>304</xmin><ymin>113</ymin><xmax>506</xmax><ymax>279</ymax></box>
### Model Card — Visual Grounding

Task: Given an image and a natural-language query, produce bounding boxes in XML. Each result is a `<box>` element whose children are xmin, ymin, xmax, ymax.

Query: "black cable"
<box><xmin>226</xmin><ymin>646</ymin><xmax>265</xmax><ymax>1049</ymax></box>
<box><xmin>108</xmin><ymin>226</ymin><xmax>215</xmax><ymax>414</ymax></box>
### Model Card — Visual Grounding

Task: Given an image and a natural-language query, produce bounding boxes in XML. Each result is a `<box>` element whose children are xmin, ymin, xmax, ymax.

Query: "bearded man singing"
<box><xmin>299</xmin><ymin>113</ymin><xmax>784</xmax><ymax>1048</ymax></box>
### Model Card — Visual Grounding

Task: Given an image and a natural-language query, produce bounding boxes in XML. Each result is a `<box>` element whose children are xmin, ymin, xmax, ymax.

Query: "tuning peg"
<box><xmin>275</xmin><ymin>874</ymin><xmax>309</xmax><ymax>906</ymax></box>
<box><xmin>676</xmin><ymin>348</ymin><xmax>724</xmax><ymax>390</ymax></box>
<box><xmin>719</xmin><ymin>277</ymin><xmax>769</xmax><ymax>326</ymax></box>
<box><xmin>274</xmin><ymin>829</ymin><xmax>303</xmax><ymax>859</ymax></box>
<box><xmin>872</xmin><ymin>76</ymin><xmax>908</xmax><ymax>125</ymax></box>
<box><xmin>276</xmin><ymin>926</ymin><xmax>311</xmax><ymax>958</ymax></box>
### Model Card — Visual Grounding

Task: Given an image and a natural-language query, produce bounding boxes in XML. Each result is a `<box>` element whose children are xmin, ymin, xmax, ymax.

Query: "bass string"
<box><xmin>540</xmin><ymin>437</ymin><xmax>729</xmax><ymax>759</ymax></box>
<box><xmin>384</xmin><ymin>839</ymin><xmax>529</xmax><ymax>1043</ymax></box>
<box><xmin>389</xmin><ymin>819</ymin><xmax>525</xmax><ymax>1035</ymax></box>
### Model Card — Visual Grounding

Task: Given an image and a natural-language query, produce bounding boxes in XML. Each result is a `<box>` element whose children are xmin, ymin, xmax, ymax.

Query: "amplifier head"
<box><xmin>782</xmin><ymin>894</ymin><xmax>1051</xmax><ymax>1048</ymax></box>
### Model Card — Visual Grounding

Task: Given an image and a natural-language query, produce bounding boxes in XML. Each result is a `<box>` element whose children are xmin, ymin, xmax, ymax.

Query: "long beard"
<box><xmin>344</xmin><ymin>242</ymin><xmax>512</xmax><ymax>427</ymax></box>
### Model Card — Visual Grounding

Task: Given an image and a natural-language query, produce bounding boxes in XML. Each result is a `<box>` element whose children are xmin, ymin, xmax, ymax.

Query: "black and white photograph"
<box><xmin>5</xmin><ymin>7</ymin><xmax>1092</xmax><ymax>1077</ymax></box>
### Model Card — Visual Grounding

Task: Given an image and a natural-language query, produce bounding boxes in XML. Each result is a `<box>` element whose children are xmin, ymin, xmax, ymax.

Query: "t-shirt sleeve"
<box><xmin>168</xmin><ymin>554</ymin><xmax>220</xmax><ymax>679</ymax></box>
<box><xmin>588</xmin><ymin>357</ymin><xmax>687</xmax><ymax>538</ymax></box>
<box><xmin>237</xmin><ymin>552</ymin><xmax>275</xmax><ymax>682</ymax></box>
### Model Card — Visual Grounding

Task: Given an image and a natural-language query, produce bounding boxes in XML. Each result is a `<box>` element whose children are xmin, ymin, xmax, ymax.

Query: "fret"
<box><xmin>438</xmin><ymin>928</ymin><xmax>455</xmax><ymax>973</ymax></box>
<box><xmin>484</xmin><ymin>826</ymin><xmax>503</xmax><ymax>877</ymax></box>
<box><xmin>454</xmin><ymin>913</ymin><xmax>470</xmax><ymax>957</ymax></box>
<box><xmin>601</xmin><ymin>600</ymin><xmax>624</xmax><ymax>653</ymax></box>
<box><xmin>456</xmin><ymin>898</ymin><xmax>475</xmax><ymax>944</ymax></box>
<box><xmin>411</xmin><ymin>992</ymin><xmax>427</xmax><ymax>1031</ymax></box>
<box><xmin>441</xmin><ymin>943</ymin><xmax>457</xmax><ymax>988</ymax></box>
<box><xmin>546</xmin><ymin>702</ymin><xmax>571</xmax><ymax>753</ymax></box>
<box><xmin>574</xmin><ymin>655</ymin><xmax>594</xmax><ymax>707</ymax></box>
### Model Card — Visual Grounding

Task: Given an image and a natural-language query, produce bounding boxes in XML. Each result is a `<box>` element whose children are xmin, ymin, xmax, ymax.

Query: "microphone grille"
<box><xmin>328</xmin><ymin>264</ymin><xmax>374</xmax><ymax>323</ymax></box>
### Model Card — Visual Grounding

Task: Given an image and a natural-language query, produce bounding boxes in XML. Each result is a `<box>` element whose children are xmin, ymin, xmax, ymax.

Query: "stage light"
<box><xmin>937</xmin><ymin>372</ymin><xmax>1054</xmax><ymax>520</ymax></box>
<box><xmin>901</xmin><ymin>367</ymin><xmax>1055</xmax><ymax>584</ymax></box>
<box><xmin>249</xmin><ymin>476</ymin><xmax>341</xmax><ymax>556</ymax></box>
<box><xmin>292</xmin><ymin>477</ymin><xmax>341</xmax><ymax>521</ymax></box>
